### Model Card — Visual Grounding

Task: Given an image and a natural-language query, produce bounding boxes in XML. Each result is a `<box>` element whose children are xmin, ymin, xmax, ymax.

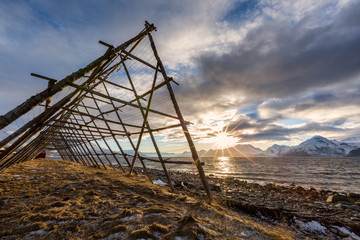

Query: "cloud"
<box><xmin>193</xmin><ymin>0</ymin><xmax>360</xmax><ymax>101</ymax></box>
<box><xmin>1</xmin><ymin>0</ymin><xmax>360</xmax><ymax>149</ymax></box>
<box><xmin>0</xmin><ymin>0</ymin><xmax>238</xmax><ymax>112</ymax></box>
<box><xmin>234</xmin><ymin>121</ymin><xmax>346</xmax><ymax>142</ymax></box>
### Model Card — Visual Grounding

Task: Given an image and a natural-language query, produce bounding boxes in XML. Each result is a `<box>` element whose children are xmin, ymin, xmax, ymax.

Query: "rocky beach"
<box><xmin>144</xmin><ymin>167</ymin><xmax>360</xmax><ymax>239</ymax></box>
<box><xmin>0</xmin><ymin>159</ymin><xmax>359</xmax><ymax>239</ymax></box>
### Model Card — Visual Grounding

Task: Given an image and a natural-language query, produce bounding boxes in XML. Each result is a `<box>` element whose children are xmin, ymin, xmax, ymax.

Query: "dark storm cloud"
<box><xmin>328</xmin><ymin>118</ymin><xmax>347</xmax><ymax>127</ymax></box>
<box><xmin>312</xmin><ymin>93</ymin><xmax>336</xmax><ymax>103</ymax></box>
<box><xmin>260</xmin><ymin>84</ymin><xmax>360</xmax><ymax>113</ymax></box>
<box><xmin>235</xmin><ymin>122</ymin><xmax>344</xmax><ymax>141</ymax></box>
<box><xmin>191</xmin><ymin>1</ymin><xmax>360</xmax><ymax>102</ymax></box>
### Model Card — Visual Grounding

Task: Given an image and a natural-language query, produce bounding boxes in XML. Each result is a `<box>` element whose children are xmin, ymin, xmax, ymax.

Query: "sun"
<box><xmin>213</xmin><ymin>131</ymin><xmax>236</xmax><ymax>149</ymax></box>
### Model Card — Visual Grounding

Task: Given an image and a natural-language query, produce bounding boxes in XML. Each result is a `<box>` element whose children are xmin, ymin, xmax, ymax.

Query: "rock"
<box><xmin>335</xmin><ymin>203</ymin><xmax>360</xmax><ymax>212</ymax></box>
<box><xmin>350</xmin><ymin>217</ymin><xmax>360</xmax><ymax>221</ymax></box>
<box><xmin>347</xmin><ymin>192</ymin><xmax>360</xmax><ymax>200</ymax></box>
<box><xmin>210</xmin><ymin>184</ymin><xmax>222</xmax><ymax>192</ymax></box>
<box><xmin>265</xmin><ymin>184</ymin><xmax>274</xmax><ymax>190</ymax></box>
<box><xmin>294</xmin><ymin>186</ymin><xmax>305</xmax><ymax>193</ymax></box>
<box><xmin>326</xmin><ymin>194</ymin><xmax>352</xmax><ymax>204</ymax></box>
<box><xmin>346</xmin><ymin>205</ymin><xmax>360</xmax><ymax>212</ymax></box>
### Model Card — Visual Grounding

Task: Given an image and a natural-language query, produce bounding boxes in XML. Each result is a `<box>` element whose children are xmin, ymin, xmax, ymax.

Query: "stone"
<box><xmin>294</xmin><ymin>186</ymin><xmax>305</xmax><ymax>193</ymax></box>
<box><xmin>326</xmin><ymin>194</ymin><xmax>351</xmax><ymax>204</ymax></box>
<box><xmin>347</xmin><ymin>192</ymin><xmax>360</xmax><ymax>200</ymax></box>
<box><xmin>350</xmin><ymin>217</ymin><xmax>360</xmax><ymax>221</ymax></box>
<box><xmin>346</xmin><ymin>205</ymin><xmax>360</xmax><ymax>212</ymax></box>
<box><xmin>210</xmin><ymin>184</ymin><xmax>222</xmax><ymax>192</ymax></box>
<box><xmin>335</xmin><ymin>203</ymin><xmax>360</xmax><ymax>212</ymax></box>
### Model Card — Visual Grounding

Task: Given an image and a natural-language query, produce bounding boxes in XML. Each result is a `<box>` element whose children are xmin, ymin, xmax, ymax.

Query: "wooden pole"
<box><xmin>0</xmin><ymin>25</ymin><xmax>156</xmax><ymax>130</ymax></box>
<box><xmin>147</xmin><ymin>31</ymin><xmax>213</xmax><ymax>202</ymax></box>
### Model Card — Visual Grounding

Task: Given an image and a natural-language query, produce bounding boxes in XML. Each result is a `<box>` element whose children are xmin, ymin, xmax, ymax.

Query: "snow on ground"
<box><xmin>153</xmin><ymin>179</ymin><xmax>167</xmax><ymax>185</ymax></box>
<box><xmin>295</xmin><ymin>218</ymin><xmax>327</xmax><ymax>233</ymax></box>
<box><xmin>335</xmin><ymin>226</ymin><xmax>360</xmax><ymax>240</ymax></box>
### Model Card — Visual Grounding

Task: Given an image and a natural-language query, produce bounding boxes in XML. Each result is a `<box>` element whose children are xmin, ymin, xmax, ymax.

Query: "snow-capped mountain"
<box><xmin>341</xmin><ymin>137</ymin><xmax>360</xmax><ymax>147</ymax></box>
<box><xmin>272</xmin><ymin>136</ymin><xmax>359</xmax><ymax>157</ymax></box>
<box><xmin>348</xmin><ymin>147</ymin><xmax>360</xmax><ymax>157</ymax></box>
<box><xmin>178</xmin><ymin>136</ymin><xmax>359</xmax><ymax>157</ymax></box>
<box><xmin>282</xmin><ymin>136</ymin><xmax>347</xmax><ymax>157</ymax></box>
<box><xmin>49</xmin><ymin>135</ymin><xmax>359</xmax><ymax>158</ymax></box>
<box><xmin>264</xmin><ymin>144</ymin><xmax>291</xmax><ymax>156</ymax></box>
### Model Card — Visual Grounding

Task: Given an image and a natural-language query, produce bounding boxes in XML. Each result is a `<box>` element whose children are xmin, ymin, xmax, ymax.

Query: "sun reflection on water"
<box><xmin>218</xmin><ymin>156</ymin><xmax>230</xmax><ymax>161</ymax></box>
<box><xmin>217</xmin><ymin>156</ymin><xmax>231</xmax><ymax>173</ymax></box>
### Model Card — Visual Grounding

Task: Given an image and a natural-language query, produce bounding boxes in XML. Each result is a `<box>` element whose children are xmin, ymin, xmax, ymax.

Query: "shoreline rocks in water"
<box><xmin>140</xmin><ymin>167</ymin><xmax>360</xmax><ymax>238</ymax></box>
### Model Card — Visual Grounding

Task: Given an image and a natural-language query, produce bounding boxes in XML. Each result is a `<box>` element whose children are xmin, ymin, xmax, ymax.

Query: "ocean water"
<box><xmin>109</xmin><ymin>156</ymin><xmax>360</xmax><ymax>193</ymax></box>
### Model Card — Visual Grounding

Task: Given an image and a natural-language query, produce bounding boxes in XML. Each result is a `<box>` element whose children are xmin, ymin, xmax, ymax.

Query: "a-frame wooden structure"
<box><xmin>0</xmin><ymin>22</ymin><xmax>212</xmax><ymax>201</ymax></box>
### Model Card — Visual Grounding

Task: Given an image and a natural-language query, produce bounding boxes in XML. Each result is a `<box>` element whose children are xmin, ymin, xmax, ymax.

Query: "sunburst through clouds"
<box><xmin>213</xmin><ymin>131</ymin><xmax>237</xmax><ymax>150</ymax></box>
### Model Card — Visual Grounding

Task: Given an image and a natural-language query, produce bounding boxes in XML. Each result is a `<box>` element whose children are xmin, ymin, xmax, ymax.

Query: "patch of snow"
<box><xmin>29</xmin><ymin>230</ymin><xmax>47</xmax><ymax>236</ymax></box>
<box><xmin>122</xmin><ymin>214</ymin><xmax>141</xmax><ymax>222</ymax></box>
<box><xmin>153</xmin><ymin>179</ymin><xmax>167</xmax><ymax>185</ymax></box>
<box><xmin>143</xmin><ymin>213</ymin><xmax>163</xmax><ymax>218</ymax></box>
<box><xmin>175</xmin><ymin>237</ymin><xmax>188</xmax><ymax>240</ymax></box>
<box><xmin>153</xmin><ymin>231</ymin><xmax>163</xmax><ymax>238</ymax></box>
<box><xmin>198</xmin><ymin>233</ymin><xmax>206</xmax><ymax>240</ymax></box>
<box><xmin>103</xmin><ymin>232</ymin><xmax>126</xmax><ymax>240</ymax></box>
<box><xmin>295</xmin><ymin>218</ymin><xmax>327</xmax><ymax>233</ymax></box>
<box><xmin>334</xmin><ymin>226</ymin><xmax>360</xmax><ymax>240</ymax></box>
<box><xmin>14</xmin><ymin>177</ymin><xmax>22</xmax><ymax>180</ymax></box>
<box><xmin>137</xmin><ymin>201</ymin><xmax>147</xmax><ymax>206</ymax></box>
<box><xmin>45</xmin><ymin>220</ymin><xmax>66</xmax><ymax>225</ymax></box>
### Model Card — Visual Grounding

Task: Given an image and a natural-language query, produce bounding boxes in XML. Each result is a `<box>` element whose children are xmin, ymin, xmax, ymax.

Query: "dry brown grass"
<box><xmin>0</xmin><ymin>159</ymin><xmax>296</xmax><ymax>239</ymax></box>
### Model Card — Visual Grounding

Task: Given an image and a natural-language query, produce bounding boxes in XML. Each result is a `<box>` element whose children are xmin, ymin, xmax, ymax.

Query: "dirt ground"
<box><xmin>0</xmin><ymin>159</ymin><xmax>296</xmax><ymax>239</ymax></box>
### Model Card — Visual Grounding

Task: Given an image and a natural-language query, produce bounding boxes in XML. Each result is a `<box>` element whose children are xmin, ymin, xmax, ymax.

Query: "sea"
<box><xmin>111</xmin><ymin>156</ymin><xmax>360</xmax><ymax>194</ymax></box>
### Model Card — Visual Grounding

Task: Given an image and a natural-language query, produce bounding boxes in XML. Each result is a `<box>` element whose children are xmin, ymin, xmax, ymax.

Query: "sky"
<box><xmin>0</xmin><ymin>0</ymin><xmax>360</xmax><ymax>152</ymax></box>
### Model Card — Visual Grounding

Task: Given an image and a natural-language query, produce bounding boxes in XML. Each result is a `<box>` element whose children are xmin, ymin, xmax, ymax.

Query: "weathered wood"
<box><xmin>147</xmin><ymin>31</ymin><xmax>213</xmax><ymax>202</ymax></box>
<box><xmin>0</xmin><ymin>54</ymin><xmax>113</xmax><ymax>151</ymax></box>
<box><xmin>89</xmin><ymin>92</ymin><xmax>126</xmax><ymax>172</ymax></box>
<box><xmin>0</xmin><ymin>25</ymin><xmax>156</xmax><ymax>130</ymax></box>
<box><xmin>121</xmin><ymin>50</ymin><xmax>161</xmax><ymax>71</ymax></box>
<box><xmin>67</xmin><ymin>82</ymin><xmax>179</xmax><ymax>120</ymax></box>
<box><xmin>1</xmin><ymin>22</ymin><xmax>212</xmax><ymax>203</ymax></box>
<box><xmin>31</xmin><ymin>73</ymin><xmax>58</xmax><ymax>83</ymax></box>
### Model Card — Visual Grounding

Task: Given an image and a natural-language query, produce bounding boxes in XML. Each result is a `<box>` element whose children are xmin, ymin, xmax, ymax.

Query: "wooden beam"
<box><xmin>67</xmin><ymin>82</ymin><xmax>179</xmax><ymax>120</ymax></box>
<box><xmin>0</xmin><ymin>24</ymin><xmax>156</xmax><ymax>130</ymax></box>
<box><xmin>148</xmin><ymin>31</ymin><xmax>212</xmax><ymax>202</ymax></box>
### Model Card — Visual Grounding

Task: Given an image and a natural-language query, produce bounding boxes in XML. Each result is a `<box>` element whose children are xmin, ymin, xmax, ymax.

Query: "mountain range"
<box><xmin>46</xmin><ymin>135</ymin><xmax>360</xmax><ymax>158</ymax></box>
<box><xmin>180</xmin><ymin>135</ymin><xmax>360</xmax><ymax>158</ymax></box>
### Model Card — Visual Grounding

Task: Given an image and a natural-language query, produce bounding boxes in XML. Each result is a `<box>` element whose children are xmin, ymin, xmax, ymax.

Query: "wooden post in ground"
<box><xmin>147</xmin><ymin>28</ymin><xmax>213</xmax><ymax>202</ymax></box>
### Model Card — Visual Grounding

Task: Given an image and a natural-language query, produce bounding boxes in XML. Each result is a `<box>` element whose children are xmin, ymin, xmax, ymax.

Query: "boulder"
<box><xmin>336</xmin><ymin>203</ymin><xmax>360</xmax><ymax>212</ymax></box>
<box><xmin>326</xmin><ymin>194</ymin><xmax>352</xmax><ymax>204</ymax></box>
<box><xmin>347</xmin><ymin>192</ymin><xmax>360</xmax><ymax>200</ymax></box>
<box><xmin>210</xmin><ymin>183</ymin><xmax>222</xmax><ymax>192</ymax></box>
